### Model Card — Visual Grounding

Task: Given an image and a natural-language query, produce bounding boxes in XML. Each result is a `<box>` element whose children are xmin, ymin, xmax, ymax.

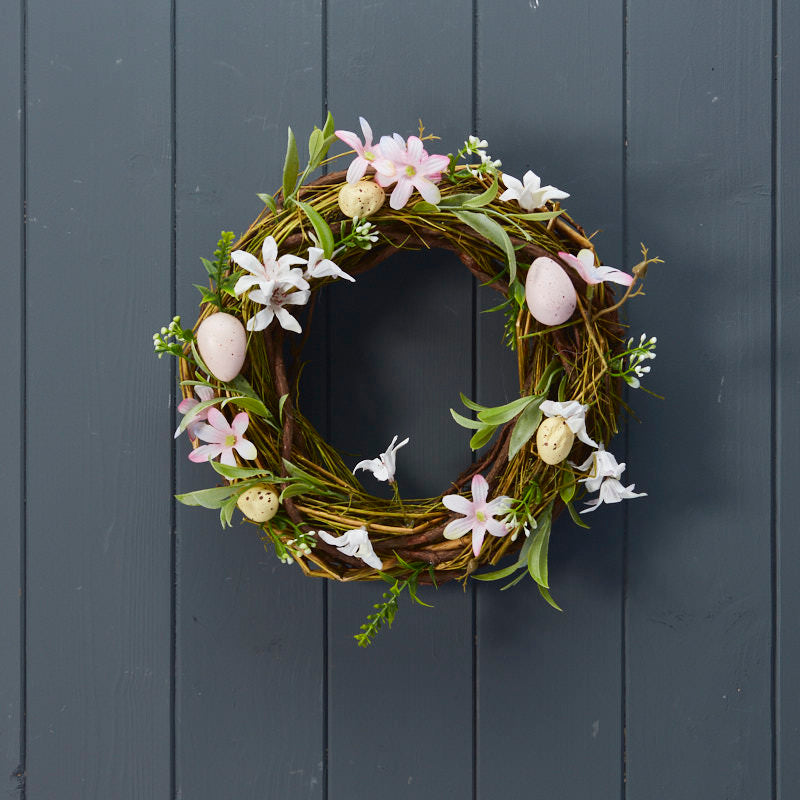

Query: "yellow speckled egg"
<box><xmin>236</xmin><ymin>484</ymin><xmax>279</xmax><ymax>522</ymax></box>
<box><xmin>535</xmin><ymin>416</ymin><xmax>575</xmax><ymax>465</ymax></box>
<box><xmin>337</xmin><ymin>180</ymin><xmax>385</xmax><ymax>218</ymax></box>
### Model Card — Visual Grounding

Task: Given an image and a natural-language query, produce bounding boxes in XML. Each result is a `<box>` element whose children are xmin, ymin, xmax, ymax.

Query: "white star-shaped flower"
<box><xmin>500</xmin><ymin>170</ymin><xmax>569</xmax><ymax>211</ymax></box>
<box><xmin>539</xmin><ymin>400</ymin><xmax>598</xmax><ymax>448</ymax></box>
<box><xmin>353</xmin><ymin>435</ymin><xmax>409</xmax><ymax>484</ymax></box>
<box><xmin>317</xmin><ymin>527</ymin><xmax>382</xmax><ymax>570</ymax></box>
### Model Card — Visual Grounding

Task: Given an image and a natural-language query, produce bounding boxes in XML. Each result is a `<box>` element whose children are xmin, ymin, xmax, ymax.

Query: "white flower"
<box><xmin>353</xmin><ymin>435</ymin><xmax>409</xmax><ymax>484</ymax></box>
<box><xmin>246</xmin><ymin>282</ymin><xmax>310</xmax><ymax>334</ymax></box>
<box><xmin>232</xmin><ymin>236</ymin><xmax>309</xmax><ymax>296</ymax></box>
<box><xmin>317</xmin><ymin>527</ymin><xmax>383</xmax><ymax>570</ymax></box>
<box><xmin>575</xmin><ymin>445</ymin><xmax>647</xmax><ymax>513</ymax></box>
<box><xmin>500</xmin><ymin>170</ymin><xmax>569</xmax><ymax>211</ymax></box>
<box><xmin>303</xmin><ymin>246</ymin><xmax>355</xmax><ymax>282</ymax></box>
<box><xmin>540</xmin><ymin>400</ymin><xmax>598</xmax><ymax>448</ymax></box>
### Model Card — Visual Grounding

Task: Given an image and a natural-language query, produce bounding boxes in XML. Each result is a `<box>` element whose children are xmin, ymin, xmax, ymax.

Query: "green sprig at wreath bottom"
<box><xmin>154</xmin><ymin>115</ymin><xmax>659</xmax><ymax>646</ymax></box>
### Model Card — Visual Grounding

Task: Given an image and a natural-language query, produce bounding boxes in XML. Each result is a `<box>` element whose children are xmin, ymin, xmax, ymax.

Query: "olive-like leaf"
<box><xmin>470</xmin><ymin>424</ymin><xmax>498</xmax><ymax>450</ymax></box>
<box><xmin>538</xmin><ymin>585</ymin><xmax>563</xmax><ymax>611</ymax></box>
<box><xmin>282</xmin><ymin>126</ymin><xmax>299</xmax><ymax>203</ymax></box>
<box><xmin>450</xmin><ymin>408</ymin><xmax>484</xmax><ymax>430</ymax></box>
<box><xmin>476</xmin><ymin>395</ymin><xmax>534</xmax><ymax>425</ymax></box>
<box><xmin>508</xmin><ymin>398</ymin><xmax>544</xmax><ymax>460</ymax></box>
<box><xmin>297</xmin><ymin>200</ymin><xmax>335</xmax><ymax>259</ymax></box>
<box><xmin>175</xmin><ymin>484</ymin><xmax>243</xmax><ymax>509</ymax></box>
<box><xmin>452</xmin><ymin>209</ymin><xmax>517</xmax><ymax>283</ymax></box>
<box><xmin>463</xmin><ymin>177</ymin><xmax>499</xmax><ymax>208</ymax></box>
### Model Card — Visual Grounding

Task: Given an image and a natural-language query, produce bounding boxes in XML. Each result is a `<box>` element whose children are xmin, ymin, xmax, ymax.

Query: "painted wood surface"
<box><xmin>5</xmin><ymin>0</ymin><xmax>794</xmax><ymax>797</ymax></box>
<box><xmin>1</xmin><ymin>1</ymin><xmax>22</xmax><ymax>794</ymax></box>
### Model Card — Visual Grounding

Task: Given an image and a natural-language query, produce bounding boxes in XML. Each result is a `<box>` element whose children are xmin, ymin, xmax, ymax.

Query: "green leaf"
<box><xmin>557</xmin><ymin>373</ymin><xmax>568</xmax><ymax>402</ymax></box>
<box><xmin>450</xmin><ymin>408</ymin><xmax>484</xmax><ymax>430</ymax></box>
<box><xmin>228</xmin><ymin>374</ymin><xmax>260</xmax><ymax>399</ymax></box>
<box><xmin>210</xmin><ymin>461</ymin><xmax>270</xmax><ymax>480</ymax></box>
<box><xmin>191</xmin><ymin>340</ymin><xmax>212</xmax><ymax>377</ymax></box>
<box><xmin>452</xmin><ymin>209</ymin><xmax>517</xmax><ymax>283</ymax></box>
<box><xmin>257</xmin><ymin>193</ymin><xmax>278</xmax><ymax>214</ymax></box>
<box><xmin>470</xmin><ymin>424</ymin><xmax>498</xmax><ymax>450</ymax></box>
<box><xmin>223</xmin><ymin>394</ymin><xmax>273</xmax><ymax>421</ymax></box>
<box><xmin>463</xmin><ymin>177</ymin><xmax>499</xmax><ymax>208</ymax></box>
<box><xmin>472</xmin><ymin>562</ymin><xmax>524</xmax><ymax>582</ymax></box>
<box><xmin>411</xmin><ymin>201</ymin><xmax>440</xmax><ymax>214</ymax></box>
<box><xmin>200</xmin><ymin>257</ymin><xmax>216</xmax><ymax>277</ymax></box>
<box><xmin>193</xmin><ymin>285</ymin><xmax>219</xmax><ymax>306</ymax></box>
<box><xmin>175</xmin><ymin>484</ymin><xmax>243</xmax><ymax>509</ymax></box>
<box><xmin>460</xmin><ymin>392</ymin><xmax>489</xmax><ymax>412</ymax></box>
<box><xmin>278</xmin><ymin>393</ymin><xmax>289</xmax><ymax>423</ymax></box>
<box><xmin>567</xmin><ymin>500</ymin><xmax>591</xmax><ymax>529</ymax></box>
<box><xmin>535</xmin><ymin>358</ymin><xmax>563</xmax><ymax>394</ymax></box>
<box><xmin>527</xmin><ymin>523</ymin><xmax>551</xmax><ymax>588</ymax></box>
<box><xmin>476</xmin><ymin>395</ymin><xmax>535</xmax><ymax>425</ymax></box>
<box><xmin>219</xmin><ymin>494</ymin><xmax>239</xmax><ymax>528</ymax></box>
<box><xmin>512</xmin><ymin>279</ymin><xmax>526</xmax><ymax>307</ymax></box>
<box><xmin>500</xmin><ymin>571</ymin><xmax>529</xmax><ymax>591</ymax></box>
<box><xmin>538</xmin><ymin>584</ymin><xmax>563</xmax><ymax>611</ymax></box>
<box><xmin>438</xmin><ymin>192</ymin><xmax>482</xmax><ymax>207</ymax></box>
<box><xmin>297</xmin><ymin>201</ymin><xmax>335</xmax><ymax>258</ymax></box>
<box><xmin>513</xmin><ymin>209</ymin><xmax>563</xmax><ymax>221</ymax></box>
<box><xmin>321</xmin><ymin>110</ymin><xmax>335</xmax><ymax>140</ymax></box>
<box><xmin>279</xmin><ymin>482</ymin><xmax>316</xmax><ymax>501</ymax></box>
<box><xmin>559</xmin><ymin>472</ymin><xmax>576</xmax><ymax>504</ymax></box>
<box><xmin>308</xmin><ymin>127</ymin><xmax>323</xmax><ymax>162</ymax></box>
<box><xmin>282</xmin><ymin>126</ymin><xmax>300</xmax><ymax>203</ymax></box>
<box><xmin>508</xmin><ymin>398</ymin><xmax>543</xmax><ymax>459</ymax></box>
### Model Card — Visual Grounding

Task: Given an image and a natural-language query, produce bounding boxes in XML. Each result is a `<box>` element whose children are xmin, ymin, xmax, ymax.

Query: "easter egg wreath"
<box><xmin>153</xmin><ymin>115</ymin><xmax>660</xmax><ymax>645</ymax></box>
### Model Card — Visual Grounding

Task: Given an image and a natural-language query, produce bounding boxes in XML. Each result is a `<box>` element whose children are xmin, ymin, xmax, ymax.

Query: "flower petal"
<box><xmin>470</xmin><ymin>473</ymin><xmax>489</xmax><ymax>505</ymax></box>
<box><xmin>414</xmin><ymin>177</ymin><xmax>441</xmax><ymax>205</ymax></box>
<box><xmin>261</xmin><ymin>236</ymin><xmax>278</xmax><ymax>264</ymax></box>
<box><xmin>442</xmin><ymin>494</ymin><xmax>474</xmax><ymax>515</ymax></box>
<box><xmin>275</xmin><ymin>307</ymin><xmax>302</xmax><ymax>334</ymax></box>
<box><xmin>230</xmin><ymin>249</ymin><xmax>264</xmax><ymax>276</ymax></box>
<box><xmin>406</xmin><ymin>135</ymin><xmax>424</xmax><ymax>161</ymax></box>
<box><xmin>389</xmin><ymin>179</ymin><xmax>414</xmax><ymax>209</ymax></box>
<box><xmin>346</xmin><ymin>158</ymin><xmax>368</xmax><ymax>184</ymax></box>
<box><xmin>472</xmin><ymin>527</ymin><xmax>487</xmax><ymax>557</ymax></box>
<box><xmin>230</xmin><ymin>412</ymin><xmax>249</xmax><ymax>436</ymax></box>
<box><xmin>206</xmin><ymin>406</ymin><xmax>230</xmax><ymax>432</ymax></box>
<box><xmin>177</xmin><ymin>397</ymin><xmax>198</xmax><ymax>414</ymax></box>
<box><xmin>485</xmin><ymin>518</ymin><xmax>508</xmax><ymax>538</ymax></box>
<box><xmin>359</xmin><ymin>116</ymin><xmax>373</xmax><ymax>145</ymax></box>
<box><xmin>335</xmin><ymin>129</ymin><xmax>363</xmax><ymax>152</ymax></box>
<box><xmin>246</xmin><ymin>307</ymin><xmax>274</xmax><ymax>331</ymax></box>
<box><xmin>234</xmin><ymin>438</ymin><xmax>257</xmax><ymax>461</ymax></box>
<box><xmin>188</xmin><ymin>443</ymin><xmax>223</xmax><ymax>463</ymax></box>
<box><xmin>443</xmin><ymin>516</ymin><xmax>475</xmax><ymax>540</ymax></box>
<box><xmin>233</xmin><ymin>273</ymin><xmax>262</xmax><ymax>296</ymax></box>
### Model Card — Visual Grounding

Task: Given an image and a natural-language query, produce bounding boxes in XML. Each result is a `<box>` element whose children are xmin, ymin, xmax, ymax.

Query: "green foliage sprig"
<box><xmin>355</xmin><ymin>557</ymin><xmax>435</xmax><ymax>648</ymax></box>
<box><xmin>195</xmin><ymin>231</ymin><xmax>237</xmax><ymax>309</ymax></box>
<box><xmin>152</xmin><ymin>315</ymin><xmax>195</xmax><ymax>359</ymax></box>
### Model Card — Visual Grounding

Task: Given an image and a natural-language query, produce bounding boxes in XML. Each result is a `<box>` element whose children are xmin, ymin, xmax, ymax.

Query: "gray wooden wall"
<box><xmin>3</xmin><ymin>0</ymin><xmax>797</xmax><ymax>797</ymax></box>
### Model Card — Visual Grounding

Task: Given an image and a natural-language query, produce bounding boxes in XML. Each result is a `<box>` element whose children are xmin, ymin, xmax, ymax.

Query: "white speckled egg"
<box><xmin>196</xmin><ymin>312</ymin><xmax>246</xmax><ymax>382</ymax></box>
<box><xmin>337</xmin><ymin>180</ymin><xmax>385</xmax><ymax>218</ymax></box>
<box><xmin>236</xmin><ymin>484</ymin><xmax>279</xmax><ymax>522</ymax></box>
<box><xmin>535</xmin><ymin>416</ymin><xmax>575</xmax><ymax>465</ymax></box>
<box><xmin>525</xmin><ymin>257</ymin><xmax>577</xmax><ymax>325</ymax></box>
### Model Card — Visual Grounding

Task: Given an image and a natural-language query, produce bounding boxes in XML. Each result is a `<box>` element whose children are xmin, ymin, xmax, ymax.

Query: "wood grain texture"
<box><xmin>475</xmin><ymin>2</ymin><xmax>625</xmax><ymax>797</ymax></box>
<box><xmin>23</xmin><ymin>1</ymin><xmax>173</xmax><ymax>797</ymax></box>
<box><xmin>324</xmin><ymin>1</ymin><xmax>475</xmax><ymax>795</ymax></box>
<box><xmin>174</xmin><ymin>2</ymin><xmax>325</xmax><ymax>798</ymax></box>
<box><xmin>0</xmin><ymin>1</ymin><xmax>23</xmax><ymax>795</ymax></box>
<box><xmin>625</xmin><ymin>1</ymin><xmax>773</xmax><ymax>797</ymax></box>
<box><xmin>778</xmin><ymin>0</ymin><xmax>799</xmax><ymax>795</ymax></box>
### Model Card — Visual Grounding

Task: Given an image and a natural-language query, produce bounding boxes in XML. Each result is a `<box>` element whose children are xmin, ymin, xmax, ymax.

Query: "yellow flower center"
<box><xmin>405</xmin><ymin>165</ymin><xmax>417</xmax><ymax>177</ymax></box>
<box><xmin>476</xmin><ymin>510</ymin><xmax>486</xmax><ymax>522</ymax></box>
<box><xmin>364</xmin><ymin>149</ymin><xmax>376</xmax><ymax>161</ymax></box>
<box><xmin>224</xmin><ymin>434</ymin><xmax>236</xmax><ymax>448</ymax></box>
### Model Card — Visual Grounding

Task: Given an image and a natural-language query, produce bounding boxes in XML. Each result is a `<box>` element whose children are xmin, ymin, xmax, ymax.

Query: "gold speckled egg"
<box><xmin>337</xmin><ymin>180</ymin><xmax>385</xmax><ymax>218</ymax></box>
<box><xmin>535</xmin><ymin>416</ymin><xmax>575</xmax><ymax>465</ymax></box>
<box><xmin>236</xmin><ymin>483</ymin><xmax>279</xmax><ymax>522</ymax></box>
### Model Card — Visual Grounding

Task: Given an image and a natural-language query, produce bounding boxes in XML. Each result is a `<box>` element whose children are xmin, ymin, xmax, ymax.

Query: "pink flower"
<box><xmin>559</xmin><ymin>249</ymin><xmax>634</xmax><ymax>287</ymax></box>
<box><xmin>442</xmin><ymin>474</ymin><xmax>513</xmax><ymax>557</ymax></box>
<box><xmin>373</xmin><ymin>134</ymin><xmax>450</xmax><ymax>210</ymax></box>
<box><xmin>335</xmin><ymin>117</ymin><xmax>382</xmax><ymax>184</ymax></box>
<box><xmin>174</xmin><ymin>384</ymin><xmax>216</xmax><ymax>441</ymax></box>
<box><xmin>188</xmin><ymin>407</ymin><xmax>257</xmax><ymax>467</ymax></box>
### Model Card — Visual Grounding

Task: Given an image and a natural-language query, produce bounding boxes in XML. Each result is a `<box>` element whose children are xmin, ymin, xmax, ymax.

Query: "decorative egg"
<box><xmin>525</xmin><ymin>257</ymin><xmax>577</xmax><ymax>325</ymax></box>
<box><xmin>535</xmin><ymin>416</ymin><xmax>575</xmax><ymax>465</ymax></box>
<box><xmin>236</xmin><ymin>483</ymin><xmax>279</xmax><ymax>522</ymax></box>
<box><xmin>337</xmin><ymin>180</ymin><xmax>385</xmax><ymax>218</ymax></box>
<box><xmin>196</xmin><ymin>312</ymin><xmax>246</xmax><ymax>382</ymax></box>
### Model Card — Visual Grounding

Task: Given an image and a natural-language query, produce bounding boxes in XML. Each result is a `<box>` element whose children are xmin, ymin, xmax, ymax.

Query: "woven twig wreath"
<box><xmin>156</xmin><ymin>117</ymin><xmax>658</xmax><ymax>643</ymax></box>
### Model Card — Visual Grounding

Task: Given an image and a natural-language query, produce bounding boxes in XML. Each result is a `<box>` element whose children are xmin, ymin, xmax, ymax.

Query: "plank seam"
<box><xmin>771</xmin><ymin>0</ymin><xmax>780</xmax><ymax>796</ymax></box>
<box><xmin>170</xmin><ymin>0</ymin><xmax>178</xmax><ymax>795</ymax></box>
<box><xmin>17</xmin><ymin>0</ymin><xmax>27</xmax><ymax>796</ymax></box>
<box><xmin>621</xmin><ymin>0</ymin><xmax>629</xmax><ymax>796</ymax></box>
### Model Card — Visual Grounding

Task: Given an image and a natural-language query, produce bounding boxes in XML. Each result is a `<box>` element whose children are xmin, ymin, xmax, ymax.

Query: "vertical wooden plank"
<box><xmin>475</xmin><ymin>2</ymin><xmax>625</xmax><ymax>797</ymax></box>
<box><xmin>777</xmin><ymin>0</ymin><xmax>800</xmax><ymax>795</ymax></box>
<box><xmin>626</xmin><ymin>1</ymin><xmax>773</xmax><ymax>797</ymax></box>
<box><xmin>0</xmin><ymin>1</ymin><xmax>23</xmax><ymax>795</ymax></box>
<box><xmin>324</xmin><ymin>1</ymin><xmax>475</xmax><ymax>795</ymax></box>
<box><xmin>174</xmin><ymin>2</ymin><xmax>324</xmax><ymax>798</ymax></box>
<box><xmin>24</xmin><ymin>1</ymin><xmax>172</xmax><ymax>797</ymax></box>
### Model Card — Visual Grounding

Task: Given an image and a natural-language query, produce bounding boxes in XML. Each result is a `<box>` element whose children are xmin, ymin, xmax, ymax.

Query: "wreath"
<box><xmin>153</xmin><ymin>115</ymin><xmax>659</xmax><ymax>645</ymax></box>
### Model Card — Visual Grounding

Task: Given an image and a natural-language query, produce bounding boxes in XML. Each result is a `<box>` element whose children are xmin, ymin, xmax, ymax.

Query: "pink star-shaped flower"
<box><xmin>188</xmin><ymin>407</ymin><xmax>257</xmax><ymax>467</ymax></box>
<box><xmin>442</xmin><ymin>474</ymin><xmax>513</xmax><ymax>557</ymax></box>
<box><xmin>373</xmin><ymin>134</ymin><xmax>450</xmax><ymax>210</ymax></box>
<box><xmin>335</xmin><ymin>117</ymin><xmax>382</xmax><ymax>184</ymax></box>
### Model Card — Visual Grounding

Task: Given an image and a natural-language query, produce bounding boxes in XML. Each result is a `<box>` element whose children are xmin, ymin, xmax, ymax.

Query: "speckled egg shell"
<box><xmin>236</xmin><ymin>484</ymin><xmax>279</xmax><ymax>522</ymax></box>
<box><xmin>196</xmin><ymin>312</ymin><xmax>246</xmax><ymax>382</ymax></box>
<box><xmin>337</xmin><ymin>180</ymin><xmax>385</xmax><ymax>218</ymax></box>
<box><xmin>535</xmin><ymin>416</ymin><xmax>575</xmax><ymax>465</ymax></box>
<box><xmin>525</xmin><ymin>257</ymin><xmax>577</xmax><ymax>325</ymax></box>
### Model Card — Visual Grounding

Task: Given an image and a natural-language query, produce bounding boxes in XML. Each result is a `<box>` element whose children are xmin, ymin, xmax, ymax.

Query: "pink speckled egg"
<box><xmin>525</xmin><ymin>257</ymin><xmax>577</xmax><ymax>325</ymax></box>
<box><xmin>196</xmin><ymin>312</ymin><xmax>246</xmax><ymax>382</ymax></box>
